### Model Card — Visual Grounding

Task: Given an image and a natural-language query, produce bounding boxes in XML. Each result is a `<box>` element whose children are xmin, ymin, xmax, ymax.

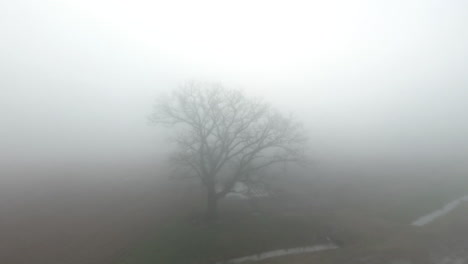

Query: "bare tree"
<box><xmin>150</xmin><ymin>82</ymin><xmax>307</xmax><ymax>223</ymax></box>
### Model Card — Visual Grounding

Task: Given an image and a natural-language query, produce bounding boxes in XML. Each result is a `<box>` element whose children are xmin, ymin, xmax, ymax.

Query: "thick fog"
<box><xmin>2</xmin><ymin>0</ymin><xmax>468</xmax><ymax>170</ymax></box>
<box><xmin>3</xmin><ymin>1</ymin><xmax>468</xmax><ymax>264</ymax></box>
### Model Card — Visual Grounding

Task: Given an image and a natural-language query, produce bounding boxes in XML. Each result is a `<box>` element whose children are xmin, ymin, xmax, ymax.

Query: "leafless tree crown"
<box><xmin>150</xmin><ymin>82</ymin><xmax>307</xmax><ymax>198</ymax></box>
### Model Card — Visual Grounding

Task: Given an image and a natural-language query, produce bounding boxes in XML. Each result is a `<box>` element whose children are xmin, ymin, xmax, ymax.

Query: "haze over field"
<box><xmin>1</xmin><ymin>1</ymin><xmax>468</xmax><ymax>264</ymax></box>
<box><xmin>2</xmin><ymin>0</ymin><xmax>467</xmax><ymax>169</ymax></box>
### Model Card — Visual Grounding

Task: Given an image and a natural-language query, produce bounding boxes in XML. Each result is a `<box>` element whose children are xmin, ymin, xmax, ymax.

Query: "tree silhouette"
<box><xmin>151</xmin><ymin>82</ymin><xmax>307</xmax><ymax>223</ymax></box>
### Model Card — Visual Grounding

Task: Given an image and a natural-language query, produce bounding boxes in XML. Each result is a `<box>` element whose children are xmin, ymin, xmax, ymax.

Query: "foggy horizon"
<box><xmin>3</xmin><ymin>0</ymin><xmax>467</xmax><ymax>170</ymax></box>
<box><xmin>2</xmin><ymin>1</ymin><xmax>468</xmax><ymax>264</ymax></box>
<box><xmin>0</xmin><ymin>1</ymin><xmax>468</xmax><ymax>169</ymax></box>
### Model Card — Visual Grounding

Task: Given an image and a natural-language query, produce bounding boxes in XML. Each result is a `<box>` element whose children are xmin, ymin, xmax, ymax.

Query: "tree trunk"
<box><xmin>205</xmin><ymin>186</ymin><xmax>218</xmax><ymax>224</ymax></box>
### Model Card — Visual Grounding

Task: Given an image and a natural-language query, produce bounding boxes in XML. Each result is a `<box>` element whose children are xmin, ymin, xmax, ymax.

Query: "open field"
<box><xmin>1</xmin><ymin>162</ymin><xmax>467</xmax><ymax>264</ymax></box>
<box><xmin>118</xmin><ymin>168</ymin><xmax>468</xmax><ymax>264</ymax></box>
<box><xmin>0</xmin><ymin>162</ymin><xmax>186</xmax><ymax>264</ymax></box>
<box><xmin>257</xmin><ymin>203</ymin><xmax>468</xmax><ymax>264</ymax></box>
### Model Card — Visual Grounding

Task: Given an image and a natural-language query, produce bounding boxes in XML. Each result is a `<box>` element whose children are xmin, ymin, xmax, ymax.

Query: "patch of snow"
<box><xmin>225</xmin><ymin>192</ymin><xmax>249</xmax><ymax>200</ymax></box>
<box><xmin>411</xmin><ymin>195</ymin><xmax>468</xmax><ymax>227</ymax></box>
<box><xmin>224</xmin><ymin>182</ymin><xmax>270</xmax><ymax>200</ymax></box>
<box><xmin>216</xmin><ymin>243</ymin><xmax>339</xmax><ymax>264</ymax></box>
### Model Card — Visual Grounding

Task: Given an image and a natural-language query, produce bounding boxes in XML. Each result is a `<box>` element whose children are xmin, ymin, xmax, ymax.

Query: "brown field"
<box><xmin>0</xmin><ymin>162</ymin><xmax>193</xmax><ymax>264</ymax></box>
<box><xmin>1</xmin><ymin>162</ymin><xmax>467</xmax><ymax>264</ymax></box>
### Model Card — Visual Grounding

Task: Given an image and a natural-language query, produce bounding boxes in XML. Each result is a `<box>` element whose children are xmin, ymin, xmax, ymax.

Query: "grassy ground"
<box><xmin>119</xmin><ymin>204</ymin><xmax>330</xmax><ymax>264</ymax></box>
<box><xmin>257</xmin><ymin>203</ymin><xmax>468</xmax><ymax>264</ymax></box>
<box><xmin>117</xmin><ymin>173</ymin><xmax>468</xmax><ymax>264</ymax></box>
<box><xmin>4</xmin><ymin>163</ymin><xmax>466</xmax><ymax>264</ymax></box>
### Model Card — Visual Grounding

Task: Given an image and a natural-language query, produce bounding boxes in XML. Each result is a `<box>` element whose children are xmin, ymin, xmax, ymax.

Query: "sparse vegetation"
<box><xmin>120</xmin><ymin>211</ymin><xmax>328</xmax><ymax>264</ymax></box>
<box><xmin>117</xmin><ymin>173</ymin><xmax>468</xmax><ymax>264</ymax></box>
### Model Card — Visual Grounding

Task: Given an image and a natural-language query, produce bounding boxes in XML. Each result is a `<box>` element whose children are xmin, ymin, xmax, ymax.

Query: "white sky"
<box><xmin>1</xmin><ymin>0</ymin><xmax>467</xmax><ymax>166</ymax></box>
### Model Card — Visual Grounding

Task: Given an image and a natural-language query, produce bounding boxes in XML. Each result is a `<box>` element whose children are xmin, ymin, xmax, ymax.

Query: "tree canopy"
<box><xmin>151</xmin><ymin>82</ymin><xmax>307</xmax><ymax>222</ymax></box>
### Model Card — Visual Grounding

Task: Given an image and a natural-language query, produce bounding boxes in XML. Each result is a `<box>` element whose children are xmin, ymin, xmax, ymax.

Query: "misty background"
<box><xmin>2</xmin><ymin>0</ymin><xmax>467</xmax><ymax>171</ymax></box>
<box><xmin>2</xmin><ymin>1</ymin><xmax>468</xmax><ymax>264</ymax></box>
